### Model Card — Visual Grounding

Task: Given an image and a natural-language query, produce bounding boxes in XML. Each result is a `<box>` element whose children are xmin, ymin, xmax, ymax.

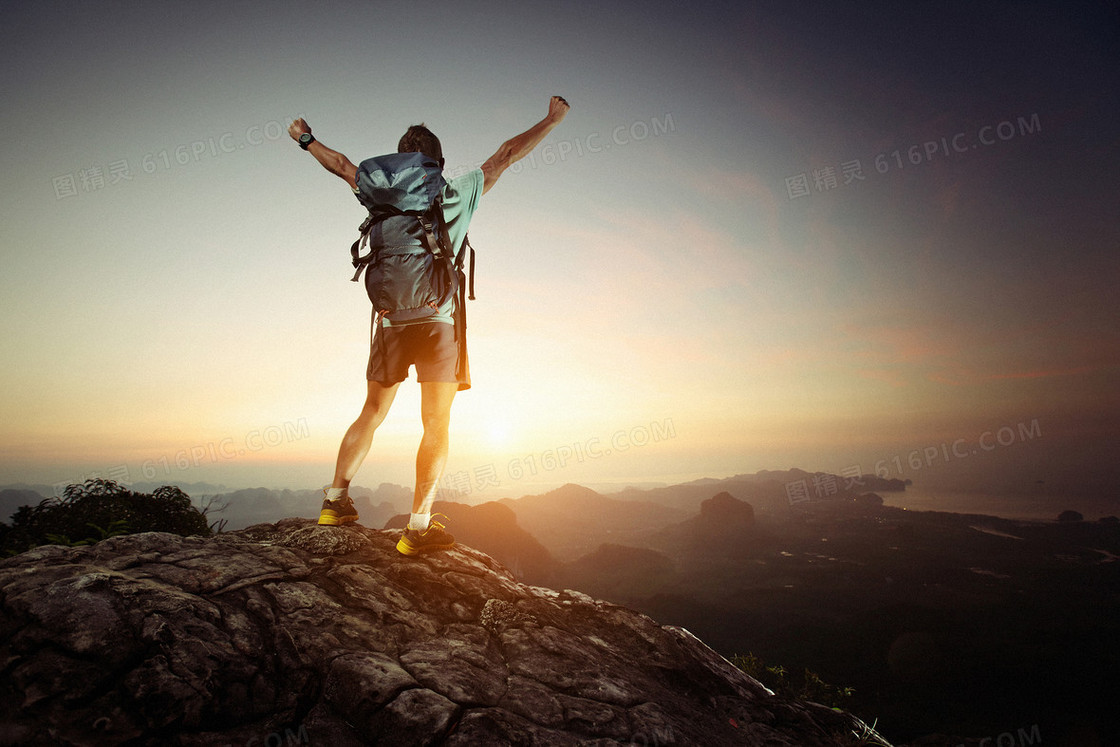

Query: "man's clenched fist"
<box><xmin>548</xmin><ymin>96</ymin><xmax>570</xmax><ymax>123</ymax></box>
<box><xmin>288</xmin><ymin>118</ymin><xmax>311</xmax><ymax>142</ymax></box>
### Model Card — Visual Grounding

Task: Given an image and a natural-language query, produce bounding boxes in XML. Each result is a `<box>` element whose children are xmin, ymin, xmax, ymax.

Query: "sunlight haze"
<box><xmin>1</xmin><ymin>1</ymin><xmax>1117</xmax><ymax>511</ymax></box>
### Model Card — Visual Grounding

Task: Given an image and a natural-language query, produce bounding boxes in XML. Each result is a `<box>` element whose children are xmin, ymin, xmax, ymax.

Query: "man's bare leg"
<box><xmin>331</xmin><ymin>380</ymin><xmax>401</xmax><ymax>491</ymax></box>
<box><xmin>412</xmin><ymin>381</ymin><xmax>459</xmax><ymax>518</ymax></box>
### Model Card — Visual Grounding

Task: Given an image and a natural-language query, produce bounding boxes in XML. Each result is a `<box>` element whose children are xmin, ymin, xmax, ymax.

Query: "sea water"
<box><xmin>882</xmin><ymin>486</ymin><xmax>1119</xmax><ymax>522</ymax></box>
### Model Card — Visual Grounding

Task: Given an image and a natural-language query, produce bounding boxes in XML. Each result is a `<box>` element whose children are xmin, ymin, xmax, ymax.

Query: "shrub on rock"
<box><xmin>0</xmin><ymin>478</ymin><xmax>210</xmax><ymax>555</ymax></box>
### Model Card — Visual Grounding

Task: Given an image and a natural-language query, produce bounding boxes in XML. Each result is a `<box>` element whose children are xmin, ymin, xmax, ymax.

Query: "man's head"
<box><xmin>398</xmin><ymin>124</ymin><xmax>444</xmax><ymax>168</ymax></box>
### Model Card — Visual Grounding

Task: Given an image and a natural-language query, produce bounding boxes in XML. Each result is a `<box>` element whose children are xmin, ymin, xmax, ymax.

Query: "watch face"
<box><xmin>300</xmin><ymin>133</ymin><xmax>312</xmax><ymax>144</ymax></box>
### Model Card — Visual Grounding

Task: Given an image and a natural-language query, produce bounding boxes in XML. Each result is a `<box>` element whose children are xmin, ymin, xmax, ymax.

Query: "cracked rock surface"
<box><xmin>0</xmin><ymin>518</ymin><xmax>889</xmax><ymax>745</ymax></box>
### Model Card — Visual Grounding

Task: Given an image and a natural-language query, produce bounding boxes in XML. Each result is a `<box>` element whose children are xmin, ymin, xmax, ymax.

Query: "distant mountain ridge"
<box><xmin>539</xmin><ymin>491</ymin><xmax>1120</xmax><ymax>744</ymax></box>
<box><xmin>383</xmin><ymin>500</ymin><xmax>558</xmax><ymax>586</ymax></box>
<box><xmin>0</xmin><ymin>482</ymin><xmax>413</xmax><ymax>531</ymax></box>
<box><xmin>650</xmin><ymin>491</ymin><xmax>757</xmax><ymax>555</ymax></box>
<box><xmin>2</xmin><ymin>470</ymin><xmax>1116</xmax><ymax>741</ymax></box>
<box><xmin>499</xmin><ymin>483</ymin><xmax>689</xmax><ymax>561</ymax></box>
<box><xmin>494</xmin><ymin>469</ymin><xmax>900</xmax><ymax>561</ymax></box>
<box><xmin>0</xmin><ymin>468</ymin><xmax>906</xmax><ymax>542</ymax></box>
<box><xmin>612</xmin><ymin>468</ymin><xmax>907</xmax><ymax>514</ymax></box>
<box><xmin>0</xmin><ymin>468</ymin><xmax>902</xmax><ymax>527</ymax></box>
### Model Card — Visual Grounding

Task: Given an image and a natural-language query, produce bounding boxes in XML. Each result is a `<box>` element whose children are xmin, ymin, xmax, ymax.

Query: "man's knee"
<box><xmin>421</xmin><ymin>410</ymin><xmax>452</xmax><ymax>436</ymax></box>
<box><xmin>419</xmin><ymin>382</ymin><xmax>457</xmax><ymax>435</ymax></box>
<box><xmin>360</xmin><ymin>381</ymin><xmax>400</xmax><ymax>420</ymax></box>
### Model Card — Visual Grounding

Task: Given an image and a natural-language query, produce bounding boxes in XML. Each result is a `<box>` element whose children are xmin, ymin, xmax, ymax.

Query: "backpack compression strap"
<box><xmin>349</xmin><ymin>206</ymin><xmax>450</xmax><ymax>282</ymax></box>
<box><xmin>349</xmin><ymin>211</ymin><xmax>381</xmax><ymax>281</ymax></box>
<box><xmin>417</xmin><ymin>211</ymin><xmax>451</xmax><ymax>260</ymax></box>
<box><xmin>463</xmin><ymin>235</ymin><xmax>476</xmax><ymax>301</ymax></box>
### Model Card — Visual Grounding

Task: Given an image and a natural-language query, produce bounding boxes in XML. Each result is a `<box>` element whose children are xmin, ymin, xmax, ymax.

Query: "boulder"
<box><xmin>0</xmin><ymin>518</ymin><xmax>889</xmax><ymax>745</ymax></box>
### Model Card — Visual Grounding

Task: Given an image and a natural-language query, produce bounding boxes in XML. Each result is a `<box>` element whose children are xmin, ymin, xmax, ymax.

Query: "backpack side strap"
<box><xmin>350</xmin><ymin>211</ymin><xmax>385</xmax><ymax>282</ymax></box>
<box><xmin>464</xmin><ymin>235</ymin><xmax>476</xmax><ymax>301</ymax></box>
<box><xmin>350</xmin><ymin>206</ymin><xmax>449</xmax><ymax>282</ymax></box>
<box><xmin>416</xmin><ymin>213</ymin><xmax>448</xmax><ymax>259</ymax></box>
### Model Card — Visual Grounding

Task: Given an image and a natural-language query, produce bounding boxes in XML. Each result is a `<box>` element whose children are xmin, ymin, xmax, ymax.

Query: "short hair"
<box><xmin>398</xmin><ymin>123</ymin><xmax>443</xmax><ymax>164</ymax></box>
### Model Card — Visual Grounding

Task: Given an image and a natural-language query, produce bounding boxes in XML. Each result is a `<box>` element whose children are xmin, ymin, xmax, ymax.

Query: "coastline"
<box><xmin>883</xmin><ymin>486</ymin><xmax>1119</xmax><ymax>522</ymax></box>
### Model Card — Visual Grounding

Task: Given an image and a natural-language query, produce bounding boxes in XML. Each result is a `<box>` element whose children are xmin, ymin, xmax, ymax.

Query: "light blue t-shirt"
<box><xmin>361</xmin><ymin>167</ymin><xmax>483</xmax><ymax>327</ymax></box>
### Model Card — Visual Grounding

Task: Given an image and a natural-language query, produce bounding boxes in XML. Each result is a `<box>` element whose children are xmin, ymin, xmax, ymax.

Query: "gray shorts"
<box><xmin>367</xmin><ymin>322</ymin><xmax>470</xmax><ymax>390</ymax></box>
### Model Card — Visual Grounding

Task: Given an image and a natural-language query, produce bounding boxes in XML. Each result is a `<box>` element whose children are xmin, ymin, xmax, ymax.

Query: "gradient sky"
<box><xmin>2</xmin><ymin>1</ymin><xmax>1118</xmax><ymax>504</ymax></box>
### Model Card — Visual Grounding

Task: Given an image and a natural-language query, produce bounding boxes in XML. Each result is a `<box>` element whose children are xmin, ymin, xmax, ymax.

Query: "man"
<box><xmin>288</xmin><ymin>95</ymin><xmax>570</xmax><ymax>555</ymax></box>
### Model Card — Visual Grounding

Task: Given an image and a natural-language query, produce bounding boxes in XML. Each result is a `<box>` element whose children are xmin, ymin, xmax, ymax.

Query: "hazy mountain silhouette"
<box><xmin>413</xmin><ymin>479</ymin><xmax>1119</xmax><ymax>741</ymax></box>
<box><xmin>554</xmin><ymin>544</ymin><xmax>675</xmax><ymax>605</ymax></box>
<box><xmin>499</xmin><ymin>483</ymin><xmax>689</xmax><ymax>561</ymax></box>
<box><xmin>497</xmin><ymin>471</ymin><xmax>890</xmax><ymax>562</ymax></box>
<box><xmin>0</xmin><ymin>469</ymin><xmax>905</xmax><ymax>540</ymax></box>
<box><xmin>551</xmin><ymin>492</ymin><xmax>1120</xmax><ymax>744</ymax></box>
<box><xmin>680</xmin><ymin>490</ymin><xmax>756</xmax><ymax>540</ymax></box>
<box><xmin>184</xmin><ymin>482</ymin><xmax>413</xmax><ymax>531</ymax></box>
<box><xmin>612</xmin><ymin>472</ymin><xmax>789</xmax><ymax>514</ymax></box>
<box><xmin>383</xmin><ymin>500</ymin><xmax>560</xmax><ymax>587</ymax></box>
<box><xmin>4</xmin><ymin>470</ymin><xmax>1115</xmax><ymax>741</ymax></box>
<box><xmin>0</xmin><ymin>489</ymin><xmax>43</xmax><ymax>524</ymax></box>
<box><xmin>613</xmin><ymin>468</ymin><xmax>906</xmax><ymax>515</ymax></box>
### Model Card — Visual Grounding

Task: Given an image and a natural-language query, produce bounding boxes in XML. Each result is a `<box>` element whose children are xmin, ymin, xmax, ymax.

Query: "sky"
<box><xmin>1</xmin><ymin>1</ymin><xmax>1118</xmax><ymax>509</ymax></box>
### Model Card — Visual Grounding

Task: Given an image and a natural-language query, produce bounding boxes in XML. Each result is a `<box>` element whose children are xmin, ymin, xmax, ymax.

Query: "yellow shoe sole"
<box><xmin>396</xmin><ymin>535</ymin><xmax>454</xmax><ymax>556</ymax></box>
<box><xmin>318</xmin><ymin>513</ymin><xmax>357</xmax><ymax>526</ymax></box>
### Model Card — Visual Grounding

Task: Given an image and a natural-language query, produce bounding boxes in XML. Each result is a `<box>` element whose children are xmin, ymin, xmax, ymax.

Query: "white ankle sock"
<box><xmin>409</xmin><ymin>512</ymin><xmax>431</xmax><ymax>531</ymax></box>
<box><xmin>325</xmin><ymin>488</ymin><xmax>347</xmax><ymax>502</ymax></box>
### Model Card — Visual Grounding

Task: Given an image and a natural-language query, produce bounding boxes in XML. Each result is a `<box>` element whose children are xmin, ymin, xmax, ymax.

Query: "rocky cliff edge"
<box><xmin>0</xmin><ymin>518</ymin><xmax>889</xmax><ymax>746</ymax></box>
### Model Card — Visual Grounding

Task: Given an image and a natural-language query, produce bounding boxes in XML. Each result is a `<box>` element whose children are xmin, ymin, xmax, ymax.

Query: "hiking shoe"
<box><xmin>396</xmin><ymin>516</ymin><xmax>455</xmax><ymax>556</ymax></box>
<box><xmin>318</xmin><ymin>493</ymin><xmax>359</xmax><ymax>526</ymax></box>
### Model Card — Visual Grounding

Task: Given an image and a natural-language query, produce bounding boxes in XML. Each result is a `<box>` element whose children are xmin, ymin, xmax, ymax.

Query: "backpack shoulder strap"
<box><xmin>463</xmin><ymin>234</ymin><xmax>476</xmax><ymax>301</ymax></box>
<box><xmin>350</xmin><ymin>210</ymin><xmax>394</xmax><ymax>282</ymax></box>
<box><xmin>417</xmin><ymin>201</ymin><xmax>452</xmax><ymax>259</ymax></box>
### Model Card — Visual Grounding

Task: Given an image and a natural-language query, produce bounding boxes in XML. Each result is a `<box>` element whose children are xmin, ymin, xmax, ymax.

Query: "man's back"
<box><xmin>288</xmin><ymin>96</ymin><xmax>569</xmax><ymax>548</ymax></box>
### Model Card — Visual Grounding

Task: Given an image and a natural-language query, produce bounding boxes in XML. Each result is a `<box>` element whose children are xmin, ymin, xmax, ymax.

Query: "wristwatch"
<box><xmin>298</xmin><ymin>132</ymin><xmax>316</xmax><ymax>150</ymax></box>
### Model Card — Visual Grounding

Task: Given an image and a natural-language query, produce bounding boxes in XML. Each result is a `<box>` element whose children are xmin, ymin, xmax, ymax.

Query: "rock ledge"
<box><xmin>0</xmin><ymin>518</ymin><xmax>889</xmax><ymax>745</ymax></box>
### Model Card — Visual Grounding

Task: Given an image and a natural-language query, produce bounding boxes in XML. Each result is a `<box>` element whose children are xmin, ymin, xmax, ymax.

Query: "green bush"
<box><xmin>0</xmin><ymin>479</ymin><xmax>211</xmax><ymax>555</ymax></box>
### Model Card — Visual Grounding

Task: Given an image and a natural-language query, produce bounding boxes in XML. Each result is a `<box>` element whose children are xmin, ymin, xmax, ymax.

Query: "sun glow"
<box><xmin>483</xmin><ymin>418</ymin><xmax>516</xmax><ymax>450</ymax></box>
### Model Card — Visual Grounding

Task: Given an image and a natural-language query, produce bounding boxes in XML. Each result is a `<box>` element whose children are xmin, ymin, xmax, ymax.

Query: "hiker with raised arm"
<box><xmin>288</xmin><ymin>95</ymin><xmax>570</xmax><ymax>555</ymax></box>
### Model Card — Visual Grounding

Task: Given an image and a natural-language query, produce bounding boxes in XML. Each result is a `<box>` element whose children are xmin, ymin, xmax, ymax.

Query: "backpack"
<box><xmin>349</xmin><ymin>152</ymin><xmax>475</xmax><ymax>324</ymax></box>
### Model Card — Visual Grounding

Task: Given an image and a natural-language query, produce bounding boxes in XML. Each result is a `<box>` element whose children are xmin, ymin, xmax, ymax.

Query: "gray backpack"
<box><xmin>350</xmin><ymin>151</ymin><xmax>469</xmax><ymax>323</ymax></box>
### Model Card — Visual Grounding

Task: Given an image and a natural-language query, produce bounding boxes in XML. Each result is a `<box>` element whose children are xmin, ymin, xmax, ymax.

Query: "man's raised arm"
<box><xmin>288</xmin><ymin>118</ymin><xmax>359</xmax><ymax>189</ymax></box>
<box><xmin>480</xmin><ymin>96</ymin><xmax>570</xmax><ymax>194</ymax></box>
